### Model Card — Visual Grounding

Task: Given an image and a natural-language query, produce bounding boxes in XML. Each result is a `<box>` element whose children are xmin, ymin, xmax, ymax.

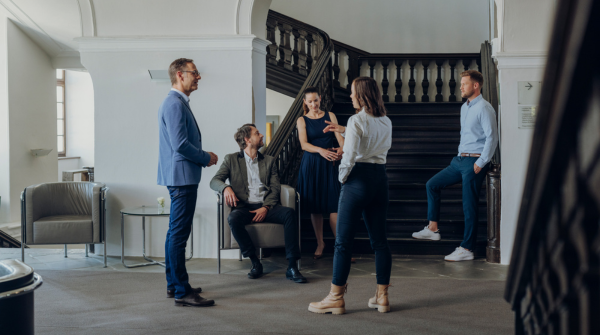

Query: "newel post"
<box><xmin>486</xmin><ymin>164</ymin><xmax>501</xmax><ymax>263</ymax></box>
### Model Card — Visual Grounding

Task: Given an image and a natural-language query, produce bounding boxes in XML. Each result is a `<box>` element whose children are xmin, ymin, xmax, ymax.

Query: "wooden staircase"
<box><xmin>264</xmin><ymin>10</ymin><xmax>492</xmax><ymax>257</ymax></box>
<box><xmin>298</xmin><ymin>101</ymin><xmax>487</xmax><ymax>256</ymax></box>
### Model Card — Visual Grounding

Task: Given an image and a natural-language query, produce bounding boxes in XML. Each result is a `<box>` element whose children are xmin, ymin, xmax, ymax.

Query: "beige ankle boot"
<box><xmin>308</xmin><ymin>283</ymin><xmax>347</xmax><ymax>315</ymax></box>
<box><xmin>368</xmin><ymin>284</ymin><xmax>391</xmax><ymax>313</ymax></box>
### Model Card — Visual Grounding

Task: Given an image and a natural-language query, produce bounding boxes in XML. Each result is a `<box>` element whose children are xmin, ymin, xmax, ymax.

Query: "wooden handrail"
<box><xmin>264</xmin><ymin>10</ymin><xmax>334</xmax><ymax>186</ymax></box>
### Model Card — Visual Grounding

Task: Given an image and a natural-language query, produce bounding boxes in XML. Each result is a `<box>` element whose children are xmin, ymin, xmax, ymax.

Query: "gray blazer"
<box><xmin>210</xmin><ymin>151</ymin><xmax>281</xmax><ymax>209</ymax></box>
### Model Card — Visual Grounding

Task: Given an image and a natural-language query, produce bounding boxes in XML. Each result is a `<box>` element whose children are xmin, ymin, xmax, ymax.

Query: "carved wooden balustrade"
<box><xmin>332</xmin><ymin>40</ymin><xmax>480</xmax><ymax>103</ymax></box>
<box><xmin>505</xmin><ymin>0</ymin><xmax>600</xmax><ymax>333</ymax></box>
<box><xmin>264</xmin><ymin>10</ymin><xmax>334</xmax><ymax>186</ymax></box>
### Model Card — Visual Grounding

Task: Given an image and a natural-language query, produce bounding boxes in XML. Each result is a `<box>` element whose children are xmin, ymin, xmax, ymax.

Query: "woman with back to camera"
<box><xmin>296</xmin><ymin>86</ymin><xmax>346</xmax><ymax>260</ymax></box>
<box><xmin>308</xmin><ymin>77</ymin><xmax>393</xmax><ymax>315</ymax></box>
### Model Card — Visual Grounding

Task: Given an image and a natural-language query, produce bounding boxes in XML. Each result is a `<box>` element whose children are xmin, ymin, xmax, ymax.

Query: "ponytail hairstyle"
<box><xmin>302</xmin><ymin>86</ymin><xmax>320</xmax><ymax>115</ymax></box>
<box><xmin>351</xmin><ymin>77</ymin><xmax>387</xmax><ymax>117</ymax></box>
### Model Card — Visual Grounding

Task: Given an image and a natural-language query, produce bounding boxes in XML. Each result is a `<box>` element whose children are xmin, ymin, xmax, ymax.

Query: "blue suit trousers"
<box><xmin>165</xmin><ymin>184</ymin><xmax>197</xmax><ymax>299</ymax></box>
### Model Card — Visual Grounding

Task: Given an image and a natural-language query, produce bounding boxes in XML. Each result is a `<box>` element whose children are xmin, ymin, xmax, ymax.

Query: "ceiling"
<box><xmin>0</xmin><ymin>0</ymin><xmax>82</xmax><ymax>58</ymax></box>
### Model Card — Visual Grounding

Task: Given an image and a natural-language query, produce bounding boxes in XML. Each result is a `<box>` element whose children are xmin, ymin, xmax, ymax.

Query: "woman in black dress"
<box><xmin>296</xmin><ymin>87</ymin><xmax>344</xmax><ymax>259</ymax></box>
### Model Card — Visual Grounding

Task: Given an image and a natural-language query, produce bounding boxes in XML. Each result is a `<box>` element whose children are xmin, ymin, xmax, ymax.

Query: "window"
<box><xmin>57</xmin><ymin>70</ymin><xmax>65</xmax><ymax>157</ymax></box>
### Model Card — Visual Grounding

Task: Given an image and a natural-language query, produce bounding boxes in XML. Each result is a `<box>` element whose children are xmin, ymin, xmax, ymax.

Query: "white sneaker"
<box><xmin>412</xmin><ymin>226</ymin><xmax>441</xmax><ymax>241</ymax></box>
<box><xmin>444</xmin><ymin>247</ymin><xmax>474</xmax><ymax>261</ymax></box>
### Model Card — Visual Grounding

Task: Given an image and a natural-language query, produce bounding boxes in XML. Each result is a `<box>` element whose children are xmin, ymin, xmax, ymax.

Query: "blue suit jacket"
<box><xmin>157</xmin><ymin>90</ymin><xmax>211</xmax><ymax>186</ymax></box>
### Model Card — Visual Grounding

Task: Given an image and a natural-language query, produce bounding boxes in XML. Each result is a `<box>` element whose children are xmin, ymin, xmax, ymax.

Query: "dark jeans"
<box><xmin>332</xmin><ymin>163</ymin><xmax>391</xmax><ymax>286</ymax></box>
<box><xmin>426</xmin><ymin>156</ymin><xmax>489</xmax><ymax>250</ymax></box>
<box><xmin>228</xmin><ymin>203</ymin><xmax>301</xmax><ymax>261</ymax></box>
<box><xmin>165</xmin><ymin>185</ymin><xmax>197</xmax><ymax>299</ymax></box>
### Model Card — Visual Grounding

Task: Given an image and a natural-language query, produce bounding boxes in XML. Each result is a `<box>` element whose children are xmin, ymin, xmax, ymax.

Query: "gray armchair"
<box><xmin>216</xmin><ymin>184</ymin><xmax>300</xmax><ymax>273</ymax></box>
<box><xmin>20</xmin><ymin>182</ymin><xmax>108</xmax><ymax>267</ymax></box>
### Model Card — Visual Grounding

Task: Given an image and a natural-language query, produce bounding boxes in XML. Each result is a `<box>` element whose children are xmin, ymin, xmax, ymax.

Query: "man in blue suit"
<box><xmin>158</xmin><ymin>58</ymin><xmax>218</xmax><ymax>307</ymax></box>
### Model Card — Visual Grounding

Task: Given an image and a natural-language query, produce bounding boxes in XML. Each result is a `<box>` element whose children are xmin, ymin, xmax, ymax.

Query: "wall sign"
<box><xmin>518</xmin><ymin>105</ymin><xmax>537</xmax><ymax>129</ymax></box>
<box><xmin>518</xmin><ymin>81</ymin><xmax>542</xmax><ymax>105</ymax></box>
<box><xmin>518</xmin><ymin>81</ymin><xmax>541</xmax><ymax>129</ymax></box>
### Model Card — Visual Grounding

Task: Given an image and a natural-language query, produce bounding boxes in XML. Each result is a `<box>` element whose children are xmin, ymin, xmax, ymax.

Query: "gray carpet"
<box><xmin>33</xmin><ymin>270</ymin><xmax>513</xmax><ymax>335</ymax></box>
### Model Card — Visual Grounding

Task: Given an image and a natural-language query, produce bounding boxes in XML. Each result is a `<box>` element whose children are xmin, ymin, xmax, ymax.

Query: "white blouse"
<box><xmin>339</xmin><ymin>109</ymin><xmax>393</xmax><ymax>183</ymax></box>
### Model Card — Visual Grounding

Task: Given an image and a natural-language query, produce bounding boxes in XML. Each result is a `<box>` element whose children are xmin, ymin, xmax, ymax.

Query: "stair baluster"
<box><xmin>333</xmin><ymin>46</ymin><xmax>341</xmax><ymax>87</ymax></box>
<box><xmin>292</xmin><ymin>29</ymin><xmax>299</xmax><ymax>73</ymax></box>
<box><xmin>394</xmin><ymin>59</ymin><xmax>403</xmax><ymax>102</ymax></box>
<box><xmin>408</xmin><ymin>60</ymin><xmax>416</xmax><ymax>102</ymax></box>
<box><xmin>462</xmin><ymin>59</ymin><xmax>469</xmax><ymax>102</ymax></box>
<box><xmin>297</xmin><ymin>30</ymin><xmax>308</xmax><ymax>76</ymax></box>
<box><xmin>421</xmin><ymin>60</ymin><xmax>430</xmax><ymax>102</ymax></box>
<box><xmin>266</xmin><ymin>20</ymin><xmax>278</xmax><ymax>65</ymax></box>
<box><xmin>278</xmin><ymin>23</ymin><xmax>293</xmax><ymax>71</ymax></box>
<box><xmin>449</xmin><ymin>59</ymin><xmax>457</xmax><ymax>102</ymax></box>
<box><xmin>381</xmin><ymin>60</ymin><xmax>390</xmax><ymax>102</ymax></box>
<box><xmin>435</xmin><ymin>59</ymin><xmax>444</xmax><ymax>102</ymax></box>
<box><xmin>306</xmin><ymin>33</ymin><xmax>314</xmax><ymax>74</ymax></box>
<box><xmin>346</xmin><ymin>52</ymin><xmax>355</xmax><ymax>90</ymax></box>
<box><xmin>368</xmin><ymin>59</ymin><xmax>376</xmax><ymax>78</ymax></box>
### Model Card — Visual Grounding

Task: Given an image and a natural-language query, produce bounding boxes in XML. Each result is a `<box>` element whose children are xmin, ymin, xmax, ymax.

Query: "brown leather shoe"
<box><xmin>167</xmin><ymin>287</ymin><xmax>202</xmax><ymax>298</ymax></box>
<box><xmin>308</xmin><ymin>283</ymin><xmax>347</xmax><ymax>315</ymax></box>
<box><xmin>174</xmin><ymin>292</ymin><xmax>214</xmax><ymax>307</ymax></box>
<box><xmin>368</xmin><ymin>284</ymin><xmax>391</xmax><ymax>313</ymax></box>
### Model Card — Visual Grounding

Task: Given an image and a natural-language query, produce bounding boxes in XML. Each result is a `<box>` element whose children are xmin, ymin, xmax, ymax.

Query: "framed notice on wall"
<box><xmin>518</xmin><ymin>105</ymin><xmax>537</xmax><ymax>129</ymax></box>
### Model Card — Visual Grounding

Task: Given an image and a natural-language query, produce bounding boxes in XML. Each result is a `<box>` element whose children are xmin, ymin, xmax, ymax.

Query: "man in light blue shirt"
<box><xmin>412</xmin><ymin>70</ymin><xmax>498</xmax><ymax>261</ymax></box>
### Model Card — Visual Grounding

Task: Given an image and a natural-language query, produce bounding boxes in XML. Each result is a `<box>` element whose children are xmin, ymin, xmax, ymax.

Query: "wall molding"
<box><xmin>252</xmin><ymin>37</ymin><xmax>270</xmax><ymax>55</ymax></box>
<box><xmin>0</xmin><ymin>0</ymin><xmax>65</xmax><ymax>55</ymax></box>
<box><xmin>494</xmin><ymin>52</ymin><xmax>547</xmax><ymax>69</ymax></box>
<box><xmin>76</xmin><ymin>35</ymin><xmax>270</xmax><ymax>53</ymax></box>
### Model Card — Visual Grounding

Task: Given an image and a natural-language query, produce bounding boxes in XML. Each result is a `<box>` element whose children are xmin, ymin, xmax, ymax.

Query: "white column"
<box><xmin>78</xmin><ymin>36</ymin><xmax>259</xmax><ymax>258</ymax></box>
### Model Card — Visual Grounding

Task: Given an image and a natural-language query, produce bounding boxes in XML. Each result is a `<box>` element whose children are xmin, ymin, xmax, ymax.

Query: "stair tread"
<box><xmin>303</xmin><ymin>235</ymin><xmax>484</xmax><ymax>244</ymax></box>
<box><xmin>302</xmin><ymin>217</ymin><xmax>488</xmax><ymax>223</ymax></box>
<box><xmin>334</xmin><ymin>101</ymin><xmax>463</xmax><ymax>106</ymax></box>
<box><xmin>386</xmin><ymin>165</ymin><xmax>448</xmax><ymax>170</ymax></box>
<box><xmin>387</xmin><ymin>181</ymin><xmax>485</xmax><ymax>190</ymax></box>
<box><xmin>387</xmin><ymin>150</ymin><xmax>457</xmax><ymax>155</ymax></box>
<box><xmin>393</xmin><ymin>126</ymin><xmax>461</xmax><ymax>131</ymax></box>
<box><xmin>335</xmin><ymin>112</ymin><xmax>460</xmax><ymax>116</ymax></box>
<box><xmin>394</xmin><ymin>137</ymin><xmax>459</xmax><ymax>142</ymax></box>
<box><xmin>389</xmin><ymin>199</ymin><xmax>485</xmax><ymax>204</ymax></box>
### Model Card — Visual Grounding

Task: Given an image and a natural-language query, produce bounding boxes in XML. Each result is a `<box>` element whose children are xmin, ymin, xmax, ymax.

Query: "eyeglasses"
<box><xmin>181</xmin><ymin>70</ymin><xmax>201</xmax><ymax>76</ymax></box>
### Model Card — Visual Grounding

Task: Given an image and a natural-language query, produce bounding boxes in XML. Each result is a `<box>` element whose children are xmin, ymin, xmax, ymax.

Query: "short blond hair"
<box><xmin>460</xmin><ymin>70</ymin><xmax>483</xmax><ymax>87</ymax></box>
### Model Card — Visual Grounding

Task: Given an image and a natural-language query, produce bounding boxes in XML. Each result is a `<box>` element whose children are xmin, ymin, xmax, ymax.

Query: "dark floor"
<box><xmin>0</xmin><ymin>248</ymin><xmax>508</xmax><ymax>282</ymax></box>
<box><xmin>1</xmin><ymin>248</ymin><xmax>512</xmax><ymax>334</ymax></box>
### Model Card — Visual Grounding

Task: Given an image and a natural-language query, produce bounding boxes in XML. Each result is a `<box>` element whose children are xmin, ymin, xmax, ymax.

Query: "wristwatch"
<box><xmin>263</xmin><ymin>205</ymin><xmax>271</xmax><ymax>211</ymax></box>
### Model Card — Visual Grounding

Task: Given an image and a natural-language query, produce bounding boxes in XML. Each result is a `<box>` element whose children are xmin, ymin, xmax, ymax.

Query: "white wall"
<box><xmin>494</xmin><ymin>0</ymin><xmax>555</xmax><ymax>264</ymax></box>
<box><xmin>501</xmin><ymin>0</ymin><xmax>554</xmax><ymax>53</ymax></box>
<box><xmin>93</xmin><ymin>0</ymin><xmax>239</xmax><ymax>37</ymax></box>
<box><xmin>266</xmin><ymin>88</ymin><xmax>294</xmax><ymax>129</ymax></box>
<box><xmin>0</xmin><ymin>13</ymin><xmax>10</xmax><ymax>223</ymax></box>
<box><xmin>4</xmin><ymin>19</ymin><xmax>57</xmax><ymax>223</ymax></box>
<box><xmin>270</xmin><ymin>0</ymin><xmax>490</xmax><ymax>53</ymax></box>
<box><xmin>79</xmin><ymin>37</ymin><xmax>266</xmax><ymax>259</ymax></box>
<box><xmin>64</xmin><ymin>70</ymin><xmax>95</xmax><ymax>167</ymax></box>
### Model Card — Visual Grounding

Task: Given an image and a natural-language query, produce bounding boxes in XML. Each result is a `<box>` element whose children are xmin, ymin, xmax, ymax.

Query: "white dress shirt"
<box><xmin>170</xmin><ymin>88</ymin><xmax>190</xmax><ymax>103</ymax></box>
<box><xmin>339</xmin><ymin>108</ymin><xmax>393</xmax><ymax>183</ymax></box>
<box><xmin>244</xmin><ymin>151</ymin><xmax>267</xmax><ymax>204</ymax></box>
